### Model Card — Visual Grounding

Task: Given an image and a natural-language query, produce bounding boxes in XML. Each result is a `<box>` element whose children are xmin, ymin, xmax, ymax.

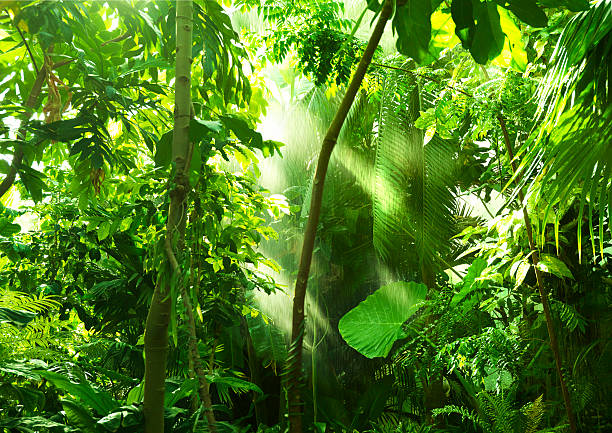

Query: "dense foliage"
<box><xmin>0</xmin><ymin>1</ymin><xmax>610</xmax><ymax>433</ymax></box>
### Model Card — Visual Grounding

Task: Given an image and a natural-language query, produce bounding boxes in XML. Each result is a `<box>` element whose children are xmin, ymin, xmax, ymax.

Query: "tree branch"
<box><xmin>15</xmin><ymin>22</ymin><xmax>38</xmax><ymax>73</ymax></box>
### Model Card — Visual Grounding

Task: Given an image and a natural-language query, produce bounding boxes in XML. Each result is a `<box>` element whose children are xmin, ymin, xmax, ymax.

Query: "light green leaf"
<box><xmin>97</xmin><ymin>221</ymin><xmax>111</xmax><ymax>241</ymax></box>
<box><xmin>338</xmin><ymin>281</ymin><xmax>427</xmax><ymax>358</ymax></box>
<box><xmin>536</xmin><ymin>254</ymin><xmax>573</xmax><ymax>279</ymax></box>
<box><xmin>514</xmin><ymin>260</ymin><xmax>531</xmax><ymax>287</ymax></box>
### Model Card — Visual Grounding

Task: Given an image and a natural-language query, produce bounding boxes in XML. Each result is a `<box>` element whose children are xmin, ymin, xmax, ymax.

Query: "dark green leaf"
<box><xmin>451</xmin><ymin>0</ymin><xmax>475</xmax><ymax>47</ymax></box>
<box><xmin>393</xmin><ymin>1</ymin><xmax>433</xmax><ymax>63</ymax></box>
<box><xmin>506</xmin><ymin>0</ymin><xmax>548</xmax><ymax>27</ymax></box>
<box><xmin>0</xmin><ymin>307</ymin><xmax>37</xmax><ymax>327</ymax></box>
<box><xmin>154</xmin><ymin>131</ymin><xmax>173</xmax><ymax>167</ymax></box>
<box><xmin>470</xmin><ymin>1</ymin><xmax>505</xmax><ymax>64</ymax></box>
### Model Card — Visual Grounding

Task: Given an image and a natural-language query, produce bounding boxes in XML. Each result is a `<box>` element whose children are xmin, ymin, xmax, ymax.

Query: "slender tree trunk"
<box><xmin>497</xmin><ymin>114</ymin><xmax>577</xmax><ymax>433</ymax></box>
<box><xmin>285</xmin><ymin>3</ymin><xmax>393</xmax><ymax>433</ymax></box>
<box><xmin>143</xmin><ymin>2</ymin><xmax>193</xmax><ymax>432</ymax></box>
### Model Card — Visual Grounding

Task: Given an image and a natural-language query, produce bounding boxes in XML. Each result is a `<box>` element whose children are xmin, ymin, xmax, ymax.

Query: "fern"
<box><xmin>432</xmin><ymin>404</ymin><xmax>485</xmax><ymax>430</ymax></box>
<box><xmin>551</xmin><ymin>299</ymin><xmax>587</xmax><ymax>334</ymax></box>
<box><xmin>522</xmin><ymin>395</ymin><xmax>544</xmax><ymax>433</ymax></box>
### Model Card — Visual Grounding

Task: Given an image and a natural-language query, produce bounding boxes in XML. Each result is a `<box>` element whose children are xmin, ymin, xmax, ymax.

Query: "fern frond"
<box><xmin>522</xmin><ymin>395</ymin><xmax>544</xmax><ymax>433</ymax></box>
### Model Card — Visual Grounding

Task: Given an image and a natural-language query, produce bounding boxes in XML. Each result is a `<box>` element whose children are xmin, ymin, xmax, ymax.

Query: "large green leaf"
<box><xmin>393</xmin><ymin>1</ymin><xmax>432</xmax><ymax>64</ymax></box>
<box><xmin>36</xmin><ymin>370</ymin><xmax>118</xmax><ymax>416</ymax></box>
<box><xmin>62</xmin><ymin>399</ymin><xmax>99</xmax><ymax>432</ymax></box>
<box><xmin>470</xmin><ymin>2</ymin><xmax>505</xmax><ymax>64</ymax></box>
<box><xmin>338</xmin><ymin>281</ymin><xmax>427</xmax><ymax>358</ymax></box>
<box><xmin>451</xmin><ymin>0</ymin><xmax>475</xmax><ymax>47</ymax></box>
<box><xmin>536</xmin><ymin>254</ymin><xmax>574</xmax><ymax>279</ymax></box>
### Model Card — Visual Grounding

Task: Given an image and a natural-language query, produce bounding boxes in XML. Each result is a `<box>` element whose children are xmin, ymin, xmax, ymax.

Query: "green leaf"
<box><xmin>470</xmin><ymin>2</ymin><xmax>505</xmax><ymax>64</ymax></box>
<box><xmin>189</xmin><ymin>118</ymin><xmax>223</xmax><ymax>143</ymax></box>
<box><xmin>154</xmin><ymin>131</ymin><xmax>173</xmax><ymax>167</ymax></box>
<box><xmin>97</xmin><ymin>221</ymin><xmax>111</xmax><ymax>241</ymax></box>
<box><xmin>451</xmin><ymin>258</ymin><xmax>487</xmax><ymax>306</ymax></box>
<box><xmin>514</xmin><ymin>260</ymin><xmax>530</xmax><ymax>287</ymax></box>
<box><xmin>62</xmin><ymin>399</ymin><xmax>99</xmax><ymax>431</ymax></box>
<box><xmin>451</xmin><ymin>0</ymin><xmax>475</xmax><ymax>47</ymax></box>
<box><xmin>536</xmin><ymin>254</ymin><xmax>573</xmax><ymax>279</ymax></box>
<box><xmin>505</xmin><ymin>0</ymin><xmax>548</xmax><ymax>27</ymax></box>
<box><xmin>220</xmin><ymin>115</ymin><xmax>264</xmax><ymax>151</ymax></box>
<box><xmin>37</xmin><ymin>370</ymin><xmax>118</xmax><ymax>416</ymax></box>
<box><xmin>0</xmin><ymin>217</ymin><xmax>21</xmax><ymax>236</ymax></box>
<box><xmin>338</xmin><ymin>281</ymin><xmax>427</xmax><ymax>358</ymax></box>
<box><xmin>538</xmin><ymin>0</ymin><xmax>589</xmax><ymax>12</ymax></box>
<box><xmin>393</xmin><ymin>1</ymin><xmax>433</xmax><ymax>64</ymax></box>
<box><xmin>18</xmin><ymin>165</ymin><xmax>47</xmax><ymax>203</ymax></box>
<box><xmin>0</xmin><ymin>307</ymin><xmax>37</xmax><ymax>327</ymax></box>
<box><xmin>126</xmin><ymin>381</ymin><xmax>144</xmax><ymax>404</ymax></box>
<box><xmin>206</xmin><ymin>373</ymin><xmax>263</xmax><ymax>394</ymax></box>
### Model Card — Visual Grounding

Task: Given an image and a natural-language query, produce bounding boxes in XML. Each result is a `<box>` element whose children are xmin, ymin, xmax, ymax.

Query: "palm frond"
<box><xmin>372</xmin><ymin>61</ymin><xmax>458</xmax><ymax>283</ymax></box>
<box><xmin>519</xmin><ymin>1</ymin><xmax>612</xmax><ymax>258</ymax></box>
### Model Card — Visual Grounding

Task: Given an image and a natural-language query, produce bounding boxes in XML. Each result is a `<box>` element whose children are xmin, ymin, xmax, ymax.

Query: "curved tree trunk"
<box><xmin>143</xmin><ymin>2</ymin><xmax>193</xmax><ymax>432</ymax></box>
<box><xmin>285</xmin><ymin>3</ymin><xmax>393</xmax><ymax>433</ymax></box>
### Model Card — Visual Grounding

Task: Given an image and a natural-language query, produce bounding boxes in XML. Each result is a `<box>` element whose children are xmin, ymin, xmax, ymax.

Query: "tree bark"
<box><xmin>285</xmin><ymin>3</ymin><xmax>393</xmax><ymax>433</ymax></box>
<box><xmin>143</xmin><ymin>2</ymin><xmax>193</xmax><ymax>432</ymax></box>
<box><xmin>497</xmin><ymin>114</ymin><xmax>577</xmax><ymax>433</ymax></box>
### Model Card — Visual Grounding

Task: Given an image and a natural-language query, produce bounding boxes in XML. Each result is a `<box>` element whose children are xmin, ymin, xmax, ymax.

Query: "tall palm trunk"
<box><xmin>143</xmin><ymin>2</ymin><xmax>193</xmax><ymax>432</ymax></box>
<box><xmin>285</xmin><ymin>2</ymin><xmax>393</xmax><ymax>433</ymax></box>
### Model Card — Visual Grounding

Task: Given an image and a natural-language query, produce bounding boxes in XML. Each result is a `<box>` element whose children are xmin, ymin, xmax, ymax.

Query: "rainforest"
<box><xmin>0</xmin><ymin>0</ymin><xmax>610</xmax><ymax>432</ymax></box>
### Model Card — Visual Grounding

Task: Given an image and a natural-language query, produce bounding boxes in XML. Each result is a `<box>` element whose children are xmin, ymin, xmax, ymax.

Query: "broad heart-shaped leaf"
<box><xmin>537</xmin><ymin>254</ymin><xmax>574</xmax><ymax>279</ymax></box>
<box><xmin>470</xmin><ymin>2</ymin><xmax>505</xmax><ymax>64</ymax></box>
<box><xmin>339</xmin><ymin>281</ymin><xmax>427</xmax><ymax>358</ymax></box>
<box><xmin>393</xmin><ymin>1</ymin><xmax>432</xmax><ymax>64</ymax></box>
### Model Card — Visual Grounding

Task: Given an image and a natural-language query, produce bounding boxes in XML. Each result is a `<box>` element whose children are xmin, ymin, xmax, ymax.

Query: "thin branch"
<box><xmin>52</xmin><ymin>58</ymin><xmax>76</xmax><ymax>70</ymax></box>
<box><xmin>15</xmin><ymin>22</ymin><xmax>38</xmax><ymax>73</ymax></box>
<box><xmin>101</xmin><ymin>31</ymin><xmax>130</xmax><ymax>46</ymax></box>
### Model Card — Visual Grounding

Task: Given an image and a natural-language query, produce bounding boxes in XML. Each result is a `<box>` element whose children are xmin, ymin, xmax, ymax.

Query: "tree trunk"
<box><xmin>143</xmin><ymin>2</ymin><xmax>193</xmax><ymax>432</ymax></box>
<box><xmin>285</xmin><ymin>3</ymin><xmax>393</xmax><ymax>433</ymax></box>
<box><xmin>497</xmin><ymin>114</ymin><xmax>577</xmax><ymax>433</ymax></box>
